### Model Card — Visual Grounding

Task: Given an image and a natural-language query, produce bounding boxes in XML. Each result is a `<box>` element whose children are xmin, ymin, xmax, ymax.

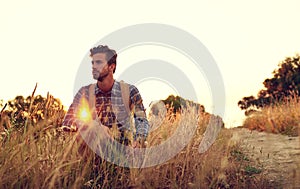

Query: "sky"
<box><xmin>1</xmin><ymin>0</ymin><xmax>300</xmax><ymax>128</ymax></box>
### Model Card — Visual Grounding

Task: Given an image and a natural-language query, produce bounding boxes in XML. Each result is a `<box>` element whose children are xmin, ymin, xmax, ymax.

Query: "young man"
<box><xmin>62</xmin><ymin>45</ymin><xmax>149</xmax><ymax>148</ymax></box>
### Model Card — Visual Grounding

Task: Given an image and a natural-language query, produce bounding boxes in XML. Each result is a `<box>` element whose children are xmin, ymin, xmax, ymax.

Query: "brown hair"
<box><xmin>90</xmin><ymin>45</ymin><xmax>117</xmax><ymax>73</ymax></box>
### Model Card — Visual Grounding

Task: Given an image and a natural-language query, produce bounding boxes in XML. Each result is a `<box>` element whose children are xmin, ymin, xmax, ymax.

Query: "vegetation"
<box><xmin>0</xmin><ymin>87</ymin><xmax>277</xmax><ymax>188</ymax></box>
<box><xmin>0</xmin><ymin>84</ymin><xmax>64</xmax><ymax>135</ymax></box>
<box><xmin>162</xmin><ymin>94</ymin><xmax>205</xmax><ymax>114</ymax></box>
<box><xmin>242</xmin><ymin>95</ymin><xmax>300</xmax><ymax>136</ymax></box>
<box><xmin>238</xmin><ymin>54</ymin><xmax>300</xmax><ymax>136</ymax></box>
<box><xmin>238</xmin><ymin>54</ymin><xmax>300</xmax><ymax>114</ymax></box>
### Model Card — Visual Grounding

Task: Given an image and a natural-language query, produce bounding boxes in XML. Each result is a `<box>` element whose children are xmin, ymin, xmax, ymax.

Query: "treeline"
<box><xmin>0</xmin><ymin>85</ymin><xmax>65</xmax><ymax>134</ymax></box>
<box><xmin>162</xmin><ymin>94</ymin><xmax>205</xmax><ymax>113</ymax></box>
<box><xmin>238</xmin><ymin>54</ymin><xmax>300</xmax><ymax>115</ymax></box>
<box><xmin>0</xmin><ymin>87</ymin><xmax>207</xmax><ymax>134</ymax></box>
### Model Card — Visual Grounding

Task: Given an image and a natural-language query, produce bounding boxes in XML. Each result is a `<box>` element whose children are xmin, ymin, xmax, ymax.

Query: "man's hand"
<box><xmin>132</xmin><ymin>137</ymin><xmax>148</xmax><ymax>148</ymax></box>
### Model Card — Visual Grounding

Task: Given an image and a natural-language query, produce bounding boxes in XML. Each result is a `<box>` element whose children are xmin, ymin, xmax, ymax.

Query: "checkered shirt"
<box><xmin>62</xmin><ymin>81</ymin><xmax>149</xmax><ymax>138</ymax></box>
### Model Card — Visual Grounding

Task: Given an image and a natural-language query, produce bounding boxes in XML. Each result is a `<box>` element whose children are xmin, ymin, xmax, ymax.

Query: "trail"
<box><xmin>230</xmin><ymin>128</ymin><xmax>300</xmax><ymax>188</ymax></box>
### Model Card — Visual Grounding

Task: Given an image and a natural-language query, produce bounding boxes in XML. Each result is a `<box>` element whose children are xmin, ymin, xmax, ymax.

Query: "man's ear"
<box><xmin>109</xmin><ymin>64</ymin><xmax>116</xmax><ymax>72</ymax></box>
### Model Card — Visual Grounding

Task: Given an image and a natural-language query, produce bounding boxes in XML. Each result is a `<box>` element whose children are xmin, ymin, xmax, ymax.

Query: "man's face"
<box><xmin>92</xmin><ymin>53</ymin><xmax>110</xmax><ymax>81</ymax></box>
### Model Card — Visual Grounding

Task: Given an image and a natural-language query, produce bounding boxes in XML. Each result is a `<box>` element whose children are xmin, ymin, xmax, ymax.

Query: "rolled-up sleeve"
<box><xmin>129</xmin><ymin>85</ymin><xmax>150</xmax><ymax>139</ymax></box>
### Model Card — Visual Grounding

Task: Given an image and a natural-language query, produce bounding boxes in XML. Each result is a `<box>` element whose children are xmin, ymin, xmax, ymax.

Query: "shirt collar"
<box><xmin>94</xmin><ymin>80</ymin><xmax>118</xmax><ymax>95</ymax></box>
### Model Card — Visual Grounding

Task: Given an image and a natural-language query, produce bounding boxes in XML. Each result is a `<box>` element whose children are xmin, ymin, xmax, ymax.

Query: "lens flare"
<box><xmin>77</xmin><ymin>98</ymin><xmax>92</xmax><ymax>123</ymax></box>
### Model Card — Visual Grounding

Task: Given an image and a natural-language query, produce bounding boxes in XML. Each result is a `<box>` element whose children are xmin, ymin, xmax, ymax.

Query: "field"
<box><xmin>243</xmin><ymin>96</ymin><xmax>300</xmax><ymax>137</ymax></box>
<box><xmin>0</xmin><ymin>94</ymin><xmax>300</xmax><ymax>188</ymax></box>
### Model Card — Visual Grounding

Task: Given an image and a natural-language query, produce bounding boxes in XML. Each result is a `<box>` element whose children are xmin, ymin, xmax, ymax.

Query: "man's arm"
<box><xmin>129</xmin><ymin>85</ymin><xmax>150</xmax><ymax>141</ymax></box>
<box><xmin>61</xmin><ymin>87</ymin><xmax>88</xmax><ymax>131</ymax></box>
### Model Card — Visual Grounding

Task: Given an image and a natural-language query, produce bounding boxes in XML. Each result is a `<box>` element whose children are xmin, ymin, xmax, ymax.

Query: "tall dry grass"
<box><xmin>0</xmin><ymin>94</ymin><xmax>276</xmax><ymax>188</ymax></box>
<box><xmin>243</xmin><ymin>96</ymin><xmax>300</xmax><ymax>136</ymax></box>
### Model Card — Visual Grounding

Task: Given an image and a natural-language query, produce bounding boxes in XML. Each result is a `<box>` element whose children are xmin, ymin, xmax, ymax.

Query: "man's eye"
<box><xmin>92</xmin><ymin>61</ymin><xmax>102</xmax><ymax>64</ymax></box>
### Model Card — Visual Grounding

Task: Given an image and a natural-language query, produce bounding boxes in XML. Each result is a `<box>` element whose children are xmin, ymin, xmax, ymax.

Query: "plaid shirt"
<box><xmin>62</xmin><ymin>80</ymin><xmax>149</xmax><ymax>138</ymax></box>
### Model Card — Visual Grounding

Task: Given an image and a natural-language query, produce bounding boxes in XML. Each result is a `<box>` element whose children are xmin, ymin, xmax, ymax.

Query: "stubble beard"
<box><xmin>94</xmin><ymin>71</ymin><xmax>109</xmax><ymax>82</ymax></box>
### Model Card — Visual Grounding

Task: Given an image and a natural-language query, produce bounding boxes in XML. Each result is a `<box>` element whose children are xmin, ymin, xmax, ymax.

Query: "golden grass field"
<box><xmin>0</xmin><ymin>92</ymin><xmax>299</xmax><ymax>188</ymax></box>
<box><xmin>243</xmin><ymin>96</ymin><xmax>300</xmax><ymax>137</ymax></box>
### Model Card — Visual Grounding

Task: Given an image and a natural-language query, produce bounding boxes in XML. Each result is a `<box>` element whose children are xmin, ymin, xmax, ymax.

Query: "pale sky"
<box><xmin>1</xmin><ymin>0</ymin><xmax>300</xmax><ymax>127</ymax></box>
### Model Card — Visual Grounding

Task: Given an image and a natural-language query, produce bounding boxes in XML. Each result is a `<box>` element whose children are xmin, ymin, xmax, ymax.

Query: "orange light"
<box><xmin>77</xmin><ymin>98</ymin><xmax>92</xmax><ymax>123</ymax></box>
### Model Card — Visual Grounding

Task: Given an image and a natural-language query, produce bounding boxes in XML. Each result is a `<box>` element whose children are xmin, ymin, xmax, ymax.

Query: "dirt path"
<box><xmin>230</xmin><ymin>128</ymin><xmax>300</xmax><ymax>188</ymax></box>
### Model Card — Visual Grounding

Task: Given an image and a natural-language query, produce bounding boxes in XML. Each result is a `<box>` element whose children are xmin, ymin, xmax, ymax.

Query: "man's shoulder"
<box><xmin>75</xmin><ymin>83</ymin><xmax>96</xmax><ymax>95</ymax></box>
<box><xmin>80</xmin><ymin>83</ymin><xmax>96</xmax><ymax>89</ymax></box>
<box><xmin>117</xmin><ymin>80</ymin><xmax>138</xmax><ymax>92</ymax></box>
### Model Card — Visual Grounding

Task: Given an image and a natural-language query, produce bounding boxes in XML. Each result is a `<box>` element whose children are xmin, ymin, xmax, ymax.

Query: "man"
<box><xmin>62</xmin><ymin>45</ymin><xmax>149</xmax><ymax>148</ymax></box>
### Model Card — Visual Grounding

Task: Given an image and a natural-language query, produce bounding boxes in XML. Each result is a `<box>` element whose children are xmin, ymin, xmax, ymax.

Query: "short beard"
<box><xmin>97</xmin><ymin>72</ymin><xmax>109</xmax><ymax>82</ymax></box>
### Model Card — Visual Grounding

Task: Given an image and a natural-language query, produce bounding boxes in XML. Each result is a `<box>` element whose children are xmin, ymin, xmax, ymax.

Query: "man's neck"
<box><xmin>97</xmin><ymin>76</ymin><xmax>115</xmax><ymax>92</ymax></box>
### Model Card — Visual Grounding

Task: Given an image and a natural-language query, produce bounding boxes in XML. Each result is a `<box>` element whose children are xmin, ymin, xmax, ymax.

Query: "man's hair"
<box><xmin>90</xmin><ymin>45</ymin><xmax>117</xmax><ymax>73</ymax></box>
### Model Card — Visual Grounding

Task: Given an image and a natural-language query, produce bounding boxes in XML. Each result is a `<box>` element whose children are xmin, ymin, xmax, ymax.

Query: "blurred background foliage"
<box><xmin>0</xmin><ymin>84</ymin><xmax>65</xmax><ymax>137</ymax></box>
<box><xmin>238</xmin><ymin>54</ymin><xmax>300</xmax><ymax>115</ymax></box>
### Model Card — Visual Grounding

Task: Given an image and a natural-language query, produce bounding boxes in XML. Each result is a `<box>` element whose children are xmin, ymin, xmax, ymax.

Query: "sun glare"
<box><xmin>77</xmin><ymin>98</ymin><xmax>92</xmax><ymax>123</ymax></box>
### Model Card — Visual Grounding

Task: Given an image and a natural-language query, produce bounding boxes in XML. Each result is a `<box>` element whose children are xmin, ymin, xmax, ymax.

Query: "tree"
<box><xmin>238</xmin><ymin>54</ymin><xmax>300</xmax><ymax>114</ymax></box>
<box><xmin>162</xmin><ymin>95</ymin><xmax>205</xmax><ymax>113</ymax></box>
<box><xmin>4</xmin><ymin>93</ymin><xmax>65</xmax><ymax>130</ymax></box>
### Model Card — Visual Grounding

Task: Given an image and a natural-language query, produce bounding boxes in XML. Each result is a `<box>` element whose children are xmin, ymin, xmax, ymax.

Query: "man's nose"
<box><xmin>92</xmin><ymin>63</ymin><xmax>97</xmax><ymax>69</ymax></box>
